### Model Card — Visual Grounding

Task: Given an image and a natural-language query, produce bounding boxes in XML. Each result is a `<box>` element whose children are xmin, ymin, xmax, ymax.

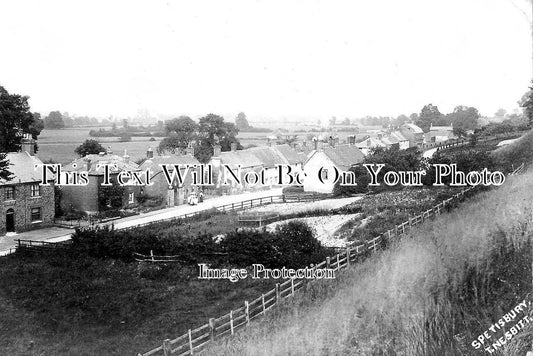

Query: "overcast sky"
<box><xmin>0</xmin><ymin>0</ymin><xmax>531</xmax><ymax>121</ymax></box>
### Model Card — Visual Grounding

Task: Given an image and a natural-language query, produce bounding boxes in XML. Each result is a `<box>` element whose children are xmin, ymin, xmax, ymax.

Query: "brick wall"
<box><xmin>0</xmin><ymin>182</ymin><xmax>55</xmax><ymax>236</ymax></box>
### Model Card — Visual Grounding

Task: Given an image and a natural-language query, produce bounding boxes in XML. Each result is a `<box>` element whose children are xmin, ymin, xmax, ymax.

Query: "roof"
<box><xmin>356</xmin><ymin>137</ymin><xmax>386</xmax><ymax>149</ymax></box>
<box><xmin>217</xmin><ymin>149</ymin><xmax>264</xmax><ymax>168</ymax></box>
<box><xmin>309</xmin><ymin>144</ymin><xmax>365</xmax><ymax>171</ymax></box>
<box><xmin>390</xmin><ymin>131</ymin><xmax>408</xmax><ymax>141</ymax></box>
<box><xmin>380</xmin><ymin>135</ymin><xmax>399</xmax><ymax>146</ymax></box>
<box><xmin>402</xmin><ymin>123</ymin><xmax>424</xmax><ymax>134</ymax></box>
<box><xmin>140</xmin><ymin>154</ymin><xmax>201</xmax><ymax>173</ymax></box>
<box><xmin>430</xmin><ymin>125</ymin><xmax>453</xmax><ymax>131</ymax></box>
<box><xmin>64</xmin><ymin>153</ymin><xmax>139</xmax><ymax>175</ymax></box>
<box><xmin>0</xmin><ymin>152</ymin><xmax>46</xmax><ymax>185</ymax></box>
<box><xmin>248</xmin><ymin>146</ymin><xmax>288</xmax><ymax>167</ymax></box>
<box><xmin>271</xmin><ymin>144</ymin><xmax>307</xmax><ymax>165</ymax></box>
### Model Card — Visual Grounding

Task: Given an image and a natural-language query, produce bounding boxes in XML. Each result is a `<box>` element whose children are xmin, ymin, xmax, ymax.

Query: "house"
<box><xmin>399</xmin><ymin>123</ymin><xmax>424</xmax><ymax>148</ymax></box>
<box><xmin>390</xmin><ymin>131</ymin><xmax>410</xmax><ymax>150</ymax></box>
<box><xmin>424</xmin><ymin>124</ymin><xmax>456</xmax><ymax>143</ymax></box>
<box><xmin>0</xmin><ymin>135</ymin><xmax>55</xmax><ymax>235</ymax></box>
<box><xmin>356</xmin><ymin>136</ymin><xmax>386</xmax><ymax>156</ymax></box>
<box><xmin>60</xmin><ymin>151</ymin><xmax>141</xmax><ymax>215</ymax></box>
<box><xmin>209</xmin><ymin>143</ymin><xmax>307</xmax><ymax>193</ymax></box>
<box><xmin>139</xmin><ymin>147</ymin><xmax>202</xmax><ymax>206</ymax></box>
<box><xmin>303</xmin><ymin>142</ymin><xmax>365</xmax><ymax>194</ymax></box>
<box><xmin>379</xmin><ymin>135</ymin><xmax>400</xmax><ymax>150</ymax></box>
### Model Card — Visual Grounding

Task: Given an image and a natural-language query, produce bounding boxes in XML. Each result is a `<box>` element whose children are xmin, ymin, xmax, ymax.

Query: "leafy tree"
<box><xmin>409</xmin><ymin>113</ymin><xmax>419</xmax><ymax>122</ymax></box>
<box><xmin>417</xmin><ymin>104</ymin><xmax>444</xmax><ymax>132</ymax></box>
<box><xmin>75</xmin><ymin>139</ymin><xmax>105</xmax><ymax>157</ymax></box>
<box><xmin>0</xmin><ymin>86</ymin><xmax>43</xmax><ymax>152</ymax></box>
<box><xmin>44</xmin><ymin>111</ymin><xmax>65</xmax><ymax>129</ymax></box>
<box><xmin>98</xmin><ymin>184</ymin><xmax>126</xmax><ymax>211</ymax></box>
<box><xmin>519</xmin><ymin>85</ymin><xmax>533</xmax><ymax>127</ymax></box>
<box><xmin>158</xmin><ymin>116</ymin><xmax>198</xmax><ymax>154</ymax></box>
<box><xmin>195</xmin><ymin>114</ymin><xmax>241</xmax><ymax>163</ymax></box>
<box><xmin>446</xmin><ymin>105</ymin><xmax>479</xmax><ymax>132</ymax></box>
<box><xmin>494</xmin><ymin>108</ymin><xmax>507</xmax><ymax>118</ymax></box>
<box><xmin>395</xmin><ymin>114</ymin><xmax>410</xmax><ymax>126</ymax></box>
<box><xmin>0</xmin><ymin>153</ymin><xmax>12</xmax><ymax>181</ymax></box>
<box><xmin>235</xmin><ymin>112</ymin><xmax>250</xmax><ymax>130</ymax></box>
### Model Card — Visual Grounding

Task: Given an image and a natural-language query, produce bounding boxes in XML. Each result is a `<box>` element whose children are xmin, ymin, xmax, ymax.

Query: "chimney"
<box><xmin>186</xmin><ymin>143</ymin><xmax>195</xmax><ymax>156</ymax></box>
<box><xmin>230</xmin><ymin>142</ymin><xmax>237</xmax><ymax>152</ymax></box>
<box><xmin>213</xmin><ymin>144</ymin><xmax>221</xmax><ymax>157</ymax></box>
<box><xmin>267</xmin><ymin>138</ymin><xmax>272</xmax><ymax>147</ymax></box>
<box><xmin>313</xmin><ymin>138</ymin><xmax>318</xmax><ymax>151</ymax></box>
<box><xmin>348</xmin><ymin>135</ymin><xmax>356</xmax><ymax>145</ymax></box>
<box><xmin>123</xmin><ymin>149</ymin><xmax>130</xmax><ymax>164</ymax></box>
<box><xmin>302</xmin><ymin>140</ymin><xmax>307</xmax><ymax>147</ymax></box>
<box><xmin>86</xmin><ymin>158</ymin><xmax>92</xmax><ymax>171</ymax></box>
<box><xmin>21</xmin><ymin>133</ymin><xmax>35</xmax><ymax>155</ymax></box>
<box><xmin>146</xmin><ymin>147</ymin><xmax>154</xmax><ymax>159</ymax></box>
<box><xmin>328</xmin><ymin>136</ymin><xmax>335</xmax><ymax>148</ymax></box>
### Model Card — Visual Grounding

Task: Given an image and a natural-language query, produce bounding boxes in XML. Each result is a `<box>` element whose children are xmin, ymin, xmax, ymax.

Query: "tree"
<box><xmin>341</xmin><ymin>117</ymin><xmax>351</xmax><ymax>125</ymax></box>
<box><xmin>98</xmin><ymin>184</ymin><xmax>125</xmax><ymax>211</ymax></box>
<box><xmin>417</xmin><ymin>104</ymin><xmax>444</xmax><ymax>132</ymax></box>
<box><xmin>0</xmin><ymin>86</ymin><xmax>44</xmax><ymax>152</ymax></box>
<box><xmin>196</xmin><ymin>114</ymin><xmax>241</xmax><ymax>163</ymax></box>
<box><xmin>494</xmin><ymin>108</ymin><xmax>507</xmax><ymax>118</ymax></box>
<box><xmin>329</xmin><ymin>116</ymin><xmax>337</xmax><ymax>126</ymax></box>
<box><xmin>235</xmin><ymin>112</ymin><xmax>250</xmax><ymax>130</ymax></box>
<box><xmin>0</xmin><ymin>153</ymin><xmax>12</xmax><ymax>181</ymax></box>
<box><xmin>395</xmin><ymin>114</ymin><xmax>409</xmax><ymax>126</ymax></box>
<box><xmin>44</xmin><ymin>111</ymin><xmax>65</xmax><ymax>129</ymax></box>
<box><xmin>158</xmin><ymin>116</ymin><xmax>198</xmax><ymax>154</ymax></box>
<box><xmin>75</xmin><ymin>139</ymin><xmax>105</xmax><ymax>157</ymax></box>
<box><xmin>519</xmin><ymin>85</ymin><xmax>533</xmax><ymax>127</ymax></box>
<box><xmin>446</xmin><ymin>105</ymin><xmax>480</xmax><ymax>132</ymax></box>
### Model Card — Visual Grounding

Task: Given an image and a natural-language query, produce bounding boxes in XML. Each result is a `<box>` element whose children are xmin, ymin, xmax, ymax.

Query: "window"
<box><xmin>31</xmin><ymin>207</ymin><xmax>41</xmax><ymax>222</ymax></box>
<box><xmin>5</xmin><ymin>187</ymin><xmax>15</xmax><ymax>200</ymax></box>
<box><xmin>320</xmin><ymin>169</ymin><xmax>328</xmax><ymax>180</ymax></box>
<box><xmin>30</xmin><ymin>184</ymin><xmax>40</xmax><ymax>197</ymax></box>
<box><xmin>128</xmin><ymin>192</ymin><xmax>135</xmax><ymax>204</ymax></box>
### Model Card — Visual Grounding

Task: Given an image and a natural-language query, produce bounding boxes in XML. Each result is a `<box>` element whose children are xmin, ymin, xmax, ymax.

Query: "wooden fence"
<box><xmin>121</xmin><ymin>195</ymin><xmax>286</xmax><ymax>231</ymax></box>
<box><xmin>136</xmin><ymin>186</ymin><xmax>479</xmax><ymax>356</ymax></box>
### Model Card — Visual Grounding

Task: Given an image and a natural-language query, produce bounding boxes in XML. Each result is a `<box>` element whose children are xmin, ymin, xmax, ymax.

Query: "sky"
<box><xmin>0</xmin><ymin>0</ymin><xmax>532</xmax><ymax>122</ymax></box>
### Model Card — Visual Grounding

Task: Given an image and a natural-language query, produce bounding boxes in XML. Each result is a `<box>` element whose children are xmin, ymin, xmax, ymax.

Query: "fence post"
<box><xmin>270</xmin><ymin>196</ymin><xmax>273</xmax><ymax>203</ymax></box>
<box><xmin>232</xmin><ymin>203</ymin><xmax>234</xmax><ymax>210</ymax></box>
<box><xmin>291</xmin><ymin>278</ymin><xmax>295</xmax><ymax>295</ymax></box>
<box><xmin>188</xmin><ymin>329</ymin><xmax>194</xmax><ymax>355</ymax></box>
<box><xmin>245</xmin><ymin>301</ymin><xmax>250</xmax><ymax>325</ymax></box>
<box><xmin>260</xmin><ymin>198</ymin><xmax>263</xmax><ymax>205</ymax></box>
<box><xmin>241</xmin><ymin>201</ymin><xmax>244</xmax><ymax>209</ymax></box>
<box><xmin>336</xmin><ymin>254</ymin><xmax>340</xmax><ymax>270</ymax></box>
<box><xmin>262</xmin><ymin>294</ymin><xmax>266</xmax><ymax>315</ymax></box>
<box><xmin>163</xmin><ymin>339</ymin><xmax>171</xmax><ymax>356</ymax></box>
<box><xmin>230</xmin><ymin>310</ymin><xmax>234</xmax><ymax>335</ymax></box>
<box><xmin>209</xmin><ymin>318</ymin><xmax>216</xmax><ymax>341</ymax></box>
<box><xmin>275</xmin><ymin>283</ymin><xmax>280</xmax><ymax>302</ymax></box>
<box><xmin>326</xmin><ymin>256</ymin><xmax>331</xmax><ymax>269</ymax></box>
<box><xmin>346</xmin><ymin>248</ymin><xmax>351</xmax><ymax>266</ymax></box>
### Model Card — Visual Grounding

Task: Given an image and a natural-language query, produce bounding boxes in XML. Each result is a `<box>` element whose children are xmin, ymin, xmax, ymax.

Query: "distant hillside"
<box><xmin>202</xmin><ymin>170</ymin><xmax>533</xmax><ymax>355</ymax></box>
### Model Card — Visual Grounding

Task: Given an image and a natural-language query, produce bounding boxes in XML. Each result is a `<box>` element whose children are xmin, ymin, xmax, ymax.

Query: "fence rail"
<box><xmin>137</xmin><ymin>186</ymin><xmax>480</xmax><ymax>356</ymax></box>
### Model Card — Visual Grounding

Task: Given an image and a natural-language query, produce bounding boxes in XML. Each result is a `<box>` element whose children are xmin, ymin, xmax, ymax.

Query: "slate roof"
<box><xmin>356</xmin><ymin>137</ymin><xmax>386</xmax><ymax>149</ymax></box>
<box><xmin>64</xmin><ymin>153</ymin><xmax>140</xmax><ymax>175</ymax></box>
<box><xmin>271</xmin><ymin>144</ymin><xmax>307</xmax><ymax>165</ymax></box>
<box><xmin>140</xmin><ymin>155</ymin><xmax>201</xmax><ymax>173</ymax></box>
<box><xmin>315</xmin><ymin>144</ymin><xmax>365</xmax><ymax>171</ymax></box>
<box><xmin>0</xmin><ymin>152</ymin><xmax>46</xmax><ymax>185</ymax></box>
<box><xmin>390</xmin><ymin>131</ymin><xmax>408</xmax><ymax>142</ymax></box>
<box><xmin>380</xmin><ymin>135</ymin><xmax>399</xmax><ymax>146</ymax></box>
<box><xmin>214</xmin><ymin>145</ymin><xmax>306</xmax><ymax>168</ymax></box>
<box><xmin>402</xmin><ymin>123</ymin><xmax>424</xmax><ymax>134</ymax></box>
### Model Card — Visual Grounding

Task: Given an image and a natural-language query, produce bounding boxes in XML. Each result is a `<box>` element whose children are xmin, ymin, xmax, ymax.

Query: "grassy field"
<box><xmin>200</xmin><ymin>166</ymin><xmax>533</xmax><ymax>356</ymax></box>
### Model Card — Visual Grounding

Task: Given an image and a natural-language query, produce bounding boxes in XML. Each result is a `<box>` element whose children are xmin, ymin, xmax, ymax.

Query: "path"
<box><xmin>0</xmin><ymin>188</ymin><xmax>283</xmax><ymax>254</ymax></box>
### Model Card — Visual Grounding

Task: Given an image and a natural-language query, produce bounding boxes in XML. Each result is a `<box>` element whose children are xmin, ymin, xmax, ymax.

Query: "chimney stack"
<box><xmin>213</xmin><ymin>144</ymin><xmax>221</xmax><ymax>157</ymax></box>
<box><xmin>123</xmin><ymin>149</ymin><xmax>130</xmax><ymax>164</ymax></box>
<box><xmin>313</xmin><ymin>137</ymin><xmax>318</xmax><ymax>151</ymax></box>
<box><xmin>86</xmin><ymin>158</ymin><xmax>92</xmax><ymax>171</ymax></box>
<box><xmin>348</xmin><ymin>135</ymin><xmax>356</xmax><ymax>145</ymax></box>
<box><xmin>146</xmin><ymin>147</ymin><xmax>154</xmax><ymax>159</ymax></box>
<box><xmin>328</xmin><ymin>136</ymin><xmax>335</xmax><ymax>148</ymax></box>
<box><xmin>230</xmin><ymin>142</ymin><xmax>237</xmax><ymax>152</ymax></box>
<box><xmin>185</xmin><ymin>143</ymin><xmax>195</xmax><ymax>156</ymax></box>
<box><xmin>21</xmin><ymin>133</ymin><xmax>35</xmax><ymax>155</ymax></box>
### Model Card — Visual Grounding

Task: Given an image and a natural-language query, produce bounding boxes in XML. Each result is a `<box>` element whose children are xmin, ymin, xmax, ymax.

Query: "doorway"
<box><xmin>6</xmin><ymin>209</ymin><xmax>15</xmax><ymax>232</ymax></box>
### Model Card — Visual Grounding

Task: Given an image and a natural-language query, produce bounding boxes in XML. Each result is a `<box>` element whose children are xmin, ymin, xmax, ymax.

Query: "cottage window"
<box><xmin>128</xmin><ymin>192</ymin><xmax>135</xmax><ymax>204</ymax></box>
<box><xmin>31</xmin><ymin>184</ymin><xmax>40</xmax><ymax>197</ymax></box>
<box><xmin>5</xmin><ymin>187</ymin><xmax>15</xmax><ymax>200</ymax></box>
<box><xmin>31</xmin><ymin>207</ymin><xmax>42</xmax><ymax>222</ymax></box>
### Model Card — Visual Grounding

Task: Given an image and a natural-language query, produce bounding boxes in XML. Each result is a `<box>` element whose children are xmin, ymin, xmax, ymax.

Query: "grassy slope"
<box><xmin>201</xmin><ymin>169</ymin><xmax>533</xmax><ymax>356</ymax></box>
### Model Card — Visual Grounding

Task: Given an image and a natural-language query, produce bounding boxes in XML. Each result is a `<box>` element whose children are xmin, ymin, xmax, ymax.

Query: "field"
<box><xmin>34</xmin><ymin>127</ymin><xmax>359</xmax><ymax>164</ymax></box>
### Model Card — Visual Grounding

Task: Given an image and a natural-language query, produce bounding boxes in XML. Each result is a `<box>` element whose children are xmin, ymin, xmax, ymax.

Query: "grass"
<box><xmin>199</xmin><ymin>168</ymin><xmax>533</xmax><ymax>356</ymax></box>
